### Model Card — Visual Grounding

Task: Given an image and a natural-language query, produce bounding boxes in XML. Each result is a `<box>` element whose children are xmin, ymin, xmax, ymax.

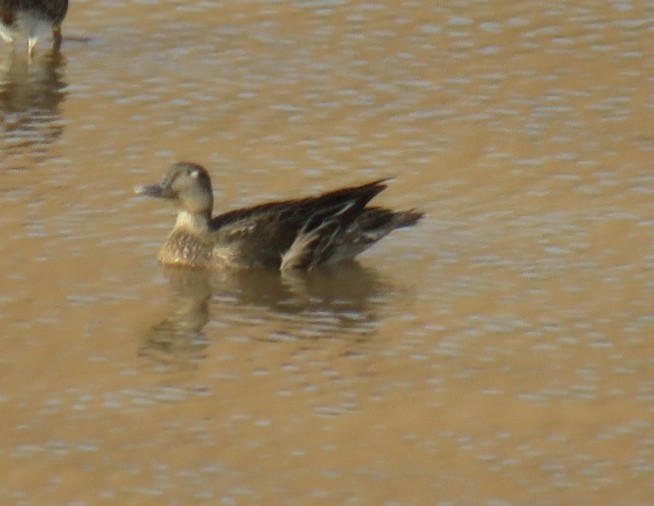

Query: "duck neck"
<box><xmin>174</xmin><ymin>210</ymin><xmax>210</xmax><ymax>234</ymax></box>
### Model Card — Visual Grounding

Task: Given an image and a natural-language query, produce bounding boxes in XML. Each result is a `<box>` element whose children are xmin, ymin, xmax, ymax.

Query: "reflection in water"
<box><xmin>139</xmin><ymin>267</ymin><xmax>212</xmax><ymax>372</ymax></box>
<box><xmin>0</xmin><ymin>51</ymin><xmax>67</xmax><ymax>157</ymax></box>
<box><xmin>140</xmin><ymin>263</ymin><xmax>390</xmax><ymax>371</ymax></box>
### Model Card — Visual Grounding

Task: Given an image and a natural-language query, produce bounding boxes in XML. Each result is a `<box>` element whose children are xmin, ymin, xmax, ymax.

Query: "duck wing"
<box><xmin>210</xmin><ymin>179</ymin><xmax>389</xmax><ymax>270</ymax></box>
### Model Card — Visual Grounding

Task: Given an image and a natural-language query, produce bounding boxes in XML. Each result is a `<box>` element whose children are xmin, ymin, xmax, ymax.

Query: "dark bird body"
<box><xmin>135</xmin><ymin>162</ymin><xmax>423</xmax><ymax>271</ymax></box>
<box><xmin>0</xmin><ymin>0</ymin><xmax>68</xmax><ymax>55</ymax></box>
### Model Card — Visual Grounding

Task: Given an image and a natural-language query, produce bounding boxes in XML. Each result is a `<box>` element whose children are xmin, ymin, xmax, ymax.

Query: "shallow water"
<box><xmin>1</xmin><ymin>0</ymin><xmax>652</xmax><ymax>504</ymax></box>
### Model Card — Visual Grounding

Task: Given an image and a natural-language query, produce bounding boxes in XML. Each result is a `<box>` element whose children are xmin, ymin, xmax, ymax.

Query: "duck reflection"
<box><xmin>0</xmin><ymin>50</ymin><xmax>67</xmax><ymax>156</ymax></box>
<box><xmin>139</xmin><ymin>263</ymin><xmax>390</xmax><ymax>370</ymax></box>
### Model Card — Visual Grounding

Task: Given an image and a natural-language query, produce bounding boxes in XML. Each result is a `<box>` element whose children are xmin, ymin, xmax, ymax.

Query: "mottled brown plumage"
<box><xmin>135</xmin><ymin>162</ymin><xmax>423</xmax><ymax>271</ymax></box>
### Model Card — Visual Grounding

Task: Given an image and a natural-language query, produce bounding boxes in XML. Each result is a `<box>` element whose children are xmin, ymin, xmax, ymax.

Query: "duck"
<box><xmin>134</xmin><ymin>162</ymin><xmax>423</xmax><ymax>271</ymax></box>
<box><xmin>0</xmin><ymin>0</ymin><xmax>68</xmax><ymax>55</ymax></box>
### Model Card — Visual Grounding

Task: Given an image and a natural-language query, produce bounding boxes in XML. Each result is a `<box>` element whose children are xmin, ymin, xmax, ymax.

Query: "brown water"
<box><xmin>1</xmin><ymin>0</ymin><xmax>652</xmax><ymax>504</ymax></box>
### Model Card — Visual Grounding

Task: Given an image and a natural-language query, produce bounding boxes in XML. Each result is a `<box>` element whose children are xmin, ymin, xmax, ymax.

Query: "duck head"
<box><xmin>135</xmin><ymin>162</ymin><xmax>214</xmax><ymax>217</ymax></box>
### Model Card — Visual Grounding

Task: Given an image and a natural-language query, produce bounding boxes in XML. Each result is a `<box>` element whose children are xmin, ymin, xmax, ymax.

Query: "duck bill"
<box><xmin>134</xmin><ymin>182</ymin><xmax>174</xmax><ymax>199</ymax></box>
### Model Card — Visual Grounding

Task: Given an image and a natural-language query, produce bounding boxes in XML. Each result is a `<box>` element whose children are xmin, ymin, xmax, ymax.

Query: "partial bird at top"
<box><xmin>0</xmin><ymin>0</ymin><xmax>69</xmax><ymax>56</ymax></box>
<box><xmin>135</xmin><ymin>162</ymin><xmax>423</xmax><ymax>271</ymax></box>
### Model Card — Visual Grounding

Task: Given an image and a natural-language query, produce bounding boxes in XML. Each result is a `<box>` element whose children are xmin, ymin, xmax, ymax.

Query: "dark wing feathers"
<box><xmin>210</xmin><ymin>179</ymin><xmax>388</xmax><ymax>229</ymax></box>
<box><xmin>298</xmin><ymin>207</ymin><xmax>423</xmax><ymax>269</ymax></box>
<box><xmin>208</xmin><ymin>179</ymin><xmax>418</xmax><ymax>269</ymax></box>
<box><xmin>355</xmin><ymin>206</ymin><xmax>424</xmax><ymax>232</ymax></box>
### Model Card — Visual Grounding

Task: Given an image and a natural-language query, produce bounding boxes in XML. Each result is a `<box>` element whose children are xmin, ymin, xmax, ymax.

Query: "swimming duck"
<box><xmin>0</xmin><ymin>0</ymin><xmax>68</xmax><ymax>55</ymax></box>
<box><xmin>135</xmin><ymin>162</ymin><xmax>423</xmax><ymax>271</ymax></box>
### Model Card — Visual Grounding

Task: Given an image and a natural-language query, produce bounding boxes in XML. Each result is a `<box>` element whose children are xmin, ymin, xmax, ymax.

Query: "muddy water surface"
<box><xmin>1</xmin><ymin>0</ymin><xmax>652</xmax><ymax>504</ymax></box>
